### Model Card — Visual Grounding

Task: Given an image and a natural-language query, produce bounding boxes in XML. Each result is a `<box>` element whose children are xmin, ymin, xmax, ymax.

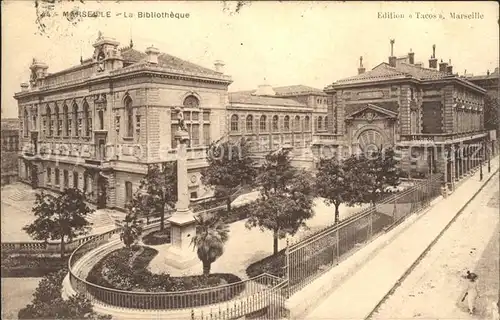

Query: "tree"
<box><xmin>316</xmin><ymin>156</ymin><xmax>369</xmax><ymax>224</ymax></box>
<box><xmin>364</xmin><ymin>147</ymin><xmax>401</xmax><ymax>204</ymax></box>
<box><xmin>23</xmin><ymin>188</ymin><xmax>93</xmax><ymax>258</ymax></box>
<box><xmin>133</xmin><ymin>162</ymin><xmax>177</xmax><ymax>230</ymax></box>
<box><xmin>246</xmin><ymin>148</ymin><xmax>315</xmax><ymax>255</ymax></box>
<box><xmin>18</xmin><ymin>269</ymin><xmax>111</xmax><ymax>319</ymax></box>
<box><xmin>190</xmin><ymin>213</ymin><xmax>229</xmax><ymax>276</ymax></box>
<box><xmin>120</xmin><ymin>208</ymin><xmax>143</xmax><ymax>249</ymax></box>
<box><xmin>484</xmin><ymin>95</ymin><xmax>499</xmax><ymax>134</ymax></box>
<box><xmin>201</xmin><ymin>137</ymin><xmax>257</xmax><ymax>212</ymax></box>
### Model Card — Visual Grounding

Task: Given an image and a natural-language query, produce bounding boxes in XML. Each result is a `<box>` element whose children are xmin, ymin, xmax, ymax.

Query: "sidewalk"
<box><xmin>304</xmin><ymin>159</ymin><xmax>499</xmax><ymax>320</ymax></box>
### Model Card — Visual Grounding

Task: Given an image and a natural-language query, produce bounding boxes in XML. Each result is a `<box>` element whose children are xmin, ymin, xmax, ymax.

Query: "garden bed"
<box><xmin>142</xmin><ymin>229</ymin><xmax>171</xmax><ymax>246</ymax></box>
<box><xmin>86</xmin><ymin>246</ymin><xmax>244</xmax><ymax>309</ymax></box>
<box><xmin>1</xmin><ymin>253</ymin><xmax>68</xmax><ymax>277</ymax></box>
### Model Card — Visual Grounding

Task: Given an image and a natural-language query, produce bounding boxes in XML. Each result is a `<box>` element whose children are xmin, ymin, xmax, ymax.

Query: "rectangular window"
<box><xmin>73</xmin><ymin>172</ymin><xmax>79</xmax><ymax>190</ymax></box>
<box><xmin>191</xmin><ymin>124</ymin><xmax>200</xmax><ymax>146</ymax></box>
<box><xmin>191</xmin><ymin>112</ymin><xmax>199</xmax><ymax>121</ymax></box>
<box><xmin>46</xmin><ymin>167</ymin><xmax>51</xmax><ymax>184</ymax></box>
<box><xmin>190</xmin><ymin>191</ymin><xmax>198</xmax><ymax>199</ymax></box>
<box><xmin>83</xmin><ymin>173</ymin><xmax>88</xmax><ymax>193</ymax></box>
<box><xmin>63</xmin><ymin>170</ymin><xmax>69</xmax><ymax>188</ymax></box>
<box><xmin>203</xmin><ymin>124</ymin><xmax>210</xmax><ymax>145</ymax></box>
<box><xmin>203</xmin><ymin>112</ymin><xmax>210</xmax><ymax>121</ymax></box>
<box><xmin>55</xmin><ymin>168</ymin><xmax>60</xmax><ymax>185</ymax></box>
<box><xmin>125</xmin><ymin>181</ymin><xmax>133</xmax><ymax>205</ymax></box>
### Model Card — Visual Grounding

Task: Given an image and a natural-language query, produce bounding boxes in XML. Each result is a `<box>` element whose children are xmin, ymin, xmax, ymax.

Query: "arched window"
<box><xmin>294</xmin><ymin>115</ymin><xmax>300</xmax><ymax>131</ymax></box>
<box><xmin>183</xmin><ymin>95</ymin><xmax>199</xmax><ymax>108</ymax></box>
<box><xmin>124</xmin><ymin>96</ymin><xmax>133</xmax><ymax>137</ymax></box>
<box><xmin>284</xmin><ymin>115</ymin><xmax>290</xmax><ymax>131</ymax></box>
<box><xmin>246</xmin><ymin>115</ymin><xmax>253</xmax><ymax>132</ymax></box>
<box><xmin>23</xmin><ymin>108</ymin><xmax>29</xmax><ymax>136</ymax></box>
<box><xmin>46</xmin><ymin>106</ymin><xmax>52</xmax><ymax>136</ymax></box>
<box><xmin>272</xmin><ymin>115</ymin><xmax>279</xmax><ymax>132</ymax></box>
<box><xmin>72</xmin><ymin>103</ymin><xmax>79</xmax><ymax>137</ymax></box>
<box><xmin>83</xmin><ymin>102</ymin><xmax>91</xmax><ymax>136</ymax></box>
<box><xmin>324</xmin><ymin>116</ymin><xmax>328</xmax><ymax>130</ymax></box>
<box><xmin>63</xmin><ymin>104</ymin><xmax>69</xmax><ymax>136</ymax></box>
<box><xmin>304</xmin><ymin>116</ymin><xmax>310</xmax><ymax>131</ymax></box>
<box><xmin>318</xmin><ymin>116</ymin><xmax>323</xmax><ymax>130</ymax></box>
<box><xmin>260</xmin><ymin>115</ymin><xmax>267</xmax><ymax>132</ymax></box>
<box><xmin>55</xmin><ymin>105</ymin><xmax>61</xmax><ymax>136</ymax></box>
<box><xmin>230</xmin><ymin>115</ymin><xmax>239</xmax><ymax>132</ymax></box>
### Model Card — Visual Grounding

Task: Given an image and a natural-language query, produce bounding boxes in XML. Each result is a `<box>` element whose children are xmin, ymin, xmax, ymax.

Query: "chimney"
<box><xmin>21</xmin><ymin>83</ymin><xmax>29</xmax><ymax>92</ymax></box>
<box><xmin>358</xmin><ymin>56</ymin><xmax>366</xmax><ymax>74</ymax></box>
<box><xmin>145</xmin><ymin>46</ymin><xmax>160</xmax><ymax>64</ymax></box>
<box><xmin>487</xmin><ymin>70</ymin><xmax>490</xmax><ymax>76</ymax></box>
<box><xmin>408</xmin><ymin>49</ymin><xmax>415</xmax><ymax>64</ymax></box>
<box><xmin>388</xmin><ymin>39</ymin><xmax>397</xmax><ymax>67</ymax></box>
<box><xmin>446</xmin><ymin>59</ymin><xmax>453</xmax><ymax>74</ymax></box>
<box><xmin>439</xmin><ymin>59</ymin><xmax>448</xmax><ymax>72</ymax></box>
<box><xmin>428</xmin><ymin>44</ymin><xmax>438</xmax><ymax>69</ymax></box>
<box><xmin>214</xmin><ymin>60</ymin><xmax>225</xmax><ymax>73</ymax></box>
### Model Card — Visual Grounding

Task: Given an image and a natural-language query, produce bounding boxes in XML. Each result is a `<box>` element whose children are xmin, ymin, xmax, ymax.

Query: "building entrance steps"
<box><xmin>300</xmin><ymin>158</ymin><xmax>499</xmax><ymax>320</ymax></box>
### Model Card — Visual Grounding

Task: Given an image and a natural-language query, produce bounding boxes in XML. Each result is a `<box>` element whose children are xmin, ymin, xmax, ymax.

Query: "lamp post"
<box><xmin>488</xmin><ymin>141</ymin><xmax>491</xmax><ymax>173</ymax></box>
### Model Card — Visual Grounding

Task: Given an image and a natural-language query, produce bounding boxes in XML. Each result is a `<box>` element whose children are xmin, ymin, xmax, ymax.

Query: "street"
<box><xmin>371</xmin><ymin>173</ymin><xmax>499</xmax><ymax>320</ymax></box>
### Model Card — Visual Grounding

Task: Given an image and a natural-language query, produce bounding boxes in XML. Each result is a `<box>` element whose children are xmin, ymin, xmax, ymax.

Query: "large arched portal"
<box><xmin>354</xmin><ymin>127</ymin><xmax>391</xmax><ymax>156</ymax></box>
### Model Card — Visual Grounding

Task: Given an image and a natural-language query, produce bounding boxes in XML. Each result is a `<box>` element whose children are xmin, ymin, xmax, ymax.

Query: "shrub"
<box><xmin>86</xmin><ymin>246</ymin><xmax>244</xmax><ymax>309</ymax></box>
<box><xmin>142</xmin><ymin>229</ymin><xmax>171</xmax><ymax>246</ymax></box>
<box><xmin>1</xmin><ymin>254</ymin><xmax>67</xmax><ymax>277</ymax></box>
<box><xmin>246</xmin><ymin>249</ymin><xmax>286</xmax><ymax>279</ymax></box>
<box><xmin>18</xmin><ymin>269</ymin><xmax>111</xmax><ymax>319</ymax></box>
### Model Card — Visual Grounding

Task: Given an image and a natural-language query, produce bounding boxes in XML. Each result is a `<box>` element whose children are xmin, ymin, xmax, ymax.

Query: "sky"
<box><xmin>1</xmin><ymin>1</ymin><xmax>498</xmax><ymax>119</ymax></box>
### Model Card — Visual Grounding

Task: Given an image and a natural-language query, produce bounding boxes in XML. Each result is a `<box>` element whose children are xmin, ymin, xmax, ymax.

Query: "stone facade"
<box><xmin>1</xmin><ymin>119</ymin><xmax>20</xmax><ymax>185</ymax></box>
<box><xmin>227</xmin><ymin>85</ymin><xmax>328</xmax><ymax>169</ymax></box>
<box><xmin>320</xmin><ymin>44</ymin><xmax>488</xmax><ymax>180</ymax></box>
<box><xmin>14</xmin><ymin>34</ymin><xmax>231</xmax><ymax>210</ymax></box>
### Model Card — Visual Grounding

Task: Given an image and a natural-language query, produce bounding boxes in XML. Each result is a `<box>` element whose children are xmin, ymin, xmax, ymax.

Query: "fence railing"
<box><xmin>67</xmin><ymin>222</ymin><xmax>286</xmax><ymax>315</ymax></box>
<box><xmin>190</xmin><ymin>277</ymin><xmax>289</xmax><ymax>320</ymax></box>
<box><xmin>286</xmin><ymin>174</ymin><xmax>443</xmax><ymax>295</ymax></box>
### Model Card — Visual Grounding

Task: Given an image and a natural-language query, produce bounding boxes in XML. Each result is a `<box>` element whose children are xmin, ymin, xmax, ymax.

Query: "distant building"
<box><xmin>466</xmin><ymin>67</ymin><xmax>499</xmax><ymax>138</ymax></box>
<box><xmin>1</xmin><ymin>118</ymin><xmax>20</xmax><ymax>185</ymax></box>
<box><xmin>319</xmin><ymin>41</ymin><xmax>488</xmax><ymax>189</ymax></box>
<box><xmin>227</xmin><ymin>84</ymin><xmax>328</xmax><ymax>168</ymax></box>
<box><xmin>14</xmin><ymin>33</ymin><xmax>231</xmax><ymax>210</ymax></box>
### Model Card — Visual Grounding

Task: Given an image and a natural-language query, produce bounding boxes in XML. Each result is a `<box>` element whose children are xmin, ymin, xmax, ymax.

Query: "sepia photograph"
<box><xmin>1</xmin><ymin>1</ymin><xmax>499</xmax><ymax>319</ymax></box>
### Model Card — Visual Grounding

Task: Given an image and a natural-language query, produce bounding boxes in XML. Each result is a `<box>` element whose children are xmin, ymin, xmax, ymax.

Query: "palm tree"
<box><xmin>191</xmin><ymin>214</ymin><xmax>229</xmax><ymax>276</ymax></box>
<box><xmin>120</xmin><ymin>209</ymin><xmax>143</xmax><ymax>249</ymax></box>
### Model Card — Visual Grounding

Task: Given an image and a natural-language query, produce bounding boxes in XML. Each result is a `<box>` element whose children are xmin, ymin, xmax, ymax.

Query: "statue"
<box><xmin>175</xmin><ymin>107</ymin><xmax>188</xmax><ymax>132</ymax></box>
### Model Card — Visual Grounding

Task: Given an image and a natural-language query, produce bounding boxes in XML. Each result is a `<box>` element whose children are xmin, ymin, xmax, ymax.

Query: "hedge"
<box><xmin>86</xmin><ymin>246</ymin><xmax>244</xmax><ymax>309</ymax></box>
<box><xmin>1</xmin><ymin>254</ymin><xmax>67</xmax><ymax>277</ymax></box>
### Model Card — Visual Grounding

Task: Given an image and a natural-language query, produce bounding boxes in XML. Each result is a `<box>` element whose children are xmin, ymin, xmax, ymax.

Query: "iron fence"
<box><xmin>190</xmin><ymin>277</ymin><xmax>289</xmax><ymax>320</ymax></box>
<box><xmin>286</xmin><ymin>174</ymin><xmax>443</xmax><ymax>295</ymax></box>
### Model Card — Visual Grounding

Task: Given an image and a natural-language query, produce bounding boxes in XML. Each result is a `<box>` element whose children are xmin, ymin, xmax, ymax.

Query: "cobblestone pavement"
<box><xmin>371</xmin><ymin>174</ymin><xmax>499</xmax><ymax>320</ymax></box>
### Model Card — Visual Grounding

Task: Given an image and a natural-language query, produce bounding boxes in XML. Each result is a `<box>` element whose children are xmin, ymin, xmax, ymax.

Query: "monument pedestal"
<box><xmin>166</xmin><ymin>210</ymin><xmax>198</xmax><ymax>270</ymax></box>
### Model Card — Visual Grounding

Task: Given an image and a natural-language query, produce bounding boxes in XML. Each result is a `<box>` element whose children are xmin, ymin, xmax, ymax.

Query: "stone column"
<box><xmin>450</xmin><ymin>146</ymin><xmax>456</xmax><ymax>191</ymax></box>
<box><xmin>166</xmin><ymin>124</ymin><xmax>198</xmax><ymax>270</ymax></box>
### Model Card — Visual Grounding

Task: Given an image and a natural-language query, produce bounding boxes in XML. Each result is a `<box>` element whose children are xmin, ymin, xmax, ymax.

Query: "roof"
<box><xmin>273</xmin><ymin>85</ymin><xmax>327</xmax><ymax>96</ymax></box>
<box><xmin>1</xmin><ymin>118</ymin><xmax>19</xmax><ymax>131</ymax></box>
<box><xmin>466</xmin><ymin>67</ymin><xmax>500</xmax><ymax>81</ymax></box>
<box><xmin>228</xmin><ymin>92</ymin><xmax>305</xmax><ymax>107</ymax></box>
<box><xmin>120</xmin><ymin>47</ymin><xmax>222</xmax><ymax>77</ymax></box>
<box><xmin>331</xmin><ymin>61</ymin><xmax>486</xmax><ymax>92</ymax></box>
<box><xmin>344</xmin><ymin>101</ymin><xmax>399</xmax><ymax>116</ymax></box>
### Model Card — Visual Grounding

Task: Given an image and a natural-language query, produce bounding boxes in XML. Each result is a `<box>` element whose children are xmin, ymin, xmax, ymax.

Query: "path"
<box><xmin>148</xmin><ymin>199</ymin><xmax>369</xmax><ymax>278</ymax></box>
<box><xmin>304</xmin><ymin>159</ymin><xmax>499</xmax><ymax>320</ymax></box>
<box><xmin>371</xmin><ymin>180</ymin><xmax>499</xmax><ymax>320</ymax></box>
